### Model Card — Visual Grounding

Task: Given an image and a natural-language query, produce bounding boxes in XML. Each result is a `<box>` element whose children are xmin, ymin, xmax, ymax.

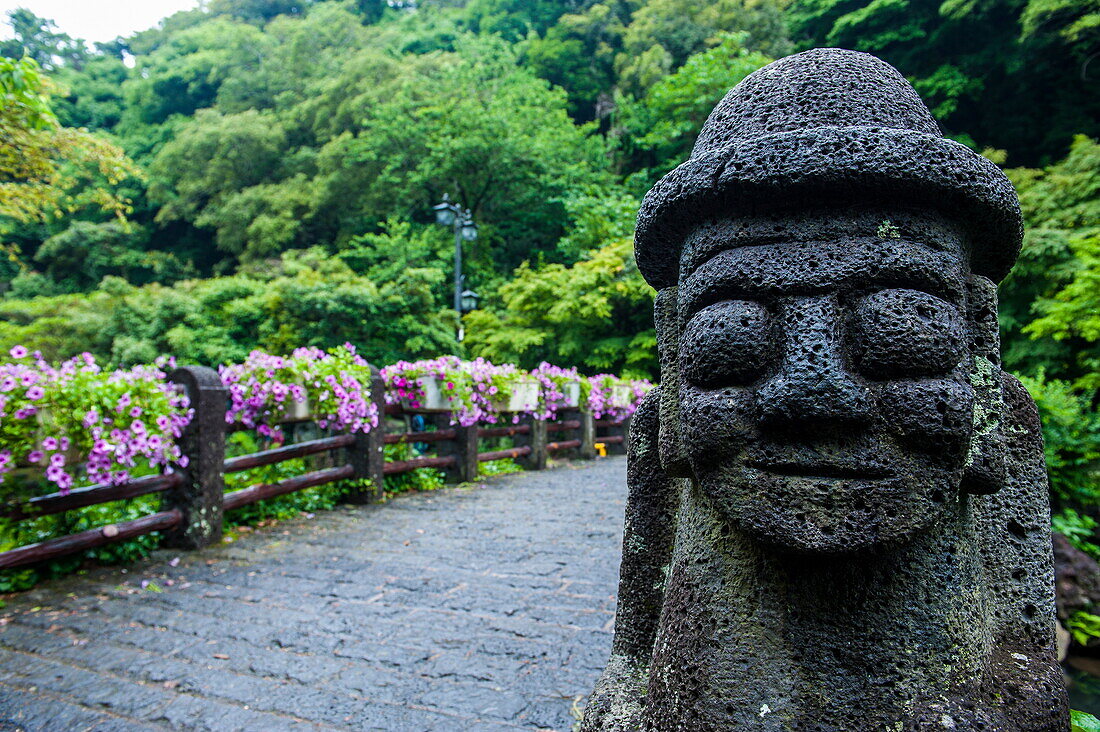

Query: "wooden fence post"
<box><xmin>164</xmin><ymin>366</ymin><xmax>227</xmax><ymax>549</ymax></box>
<box><xmin>347</xmin><ymin>365</ymin><xmax>386</xmax><ymax>502</ymax></box>
<box><xmin>433</xmin><ymin>415</ymin><xmax>479</xmax><ymax>483</ymax></box>
<box><xmin>514</xmin><ymin>415</ymin><xmax>547</xmax><ymax>471</ymax></box>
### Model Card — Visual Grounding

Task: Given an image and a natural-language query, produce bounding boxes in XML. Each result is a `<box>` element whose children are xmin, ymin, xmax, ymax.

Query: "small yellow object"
<box><xmin>595</xmin><ymin>442</ymin><xmax>607</xmax><ymax>457</ymax></box>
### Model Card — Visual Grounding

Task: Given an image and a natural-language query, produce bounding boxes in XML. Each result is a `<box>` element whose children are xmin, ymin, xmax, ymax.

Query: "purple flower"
<box><xmin>9</xmin><ymin>346</ymin><xmax>27</xmax><ymax>359</ymax></box>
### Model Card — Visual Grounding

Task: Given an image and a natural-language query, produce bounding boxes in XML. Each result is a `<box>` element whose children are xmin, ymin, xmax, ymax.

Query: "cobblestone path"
<box><xmin>0</xmin><ymin>457</ymin><xmax>627</xmax><ymax>731</ymax></box>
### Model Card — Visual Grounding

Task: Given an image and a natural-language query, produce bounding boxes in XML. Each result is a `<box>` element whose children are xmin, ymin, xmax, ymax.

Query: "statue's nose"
<box><xmin>756</xmin><ymin>295</ymin><xmax>872</xmax><ymax>430</ymax></box>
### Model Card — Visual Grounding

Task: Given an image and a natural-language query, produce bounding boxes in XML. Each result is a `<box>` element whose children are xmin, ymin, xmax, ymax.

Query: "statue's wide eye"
<box><xmin>851</xmin><ymin>289</ymin><xmax>965</xmax><ymax>379</ymax></box>
<box><xmin>680</xmin><ymin>300</ymin><xmax>773</xmax><ymax>387</ymax></box>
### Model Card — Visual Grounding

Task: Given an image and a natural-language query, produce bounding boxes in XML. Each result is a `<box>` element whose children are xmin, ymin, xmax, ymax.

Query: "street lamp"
<box><xmin>433</xmin><ymin>194</ymin><xmax>479</xmax><ymax>339</ymax></box>
<box><xmin>432</xmin><ymin>195</ymin><xmax>456</xmax><ymax>227</ymax></box>
<box><xmin>460</xmin><ymin>288</ymin><xmax>481</xmax><ymax>313</ymax></box>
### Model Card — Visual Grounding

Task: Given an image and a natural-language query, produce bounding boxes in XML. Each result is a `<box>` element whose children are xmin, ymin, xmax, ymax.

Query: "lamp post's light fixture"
<box><xmin>433</xmin><ymin>194</ymin><xmax>456</xmax><ymax>226</ymax></box>
<box><xmin>461</xmin><ymin>214</ymin><xmax>478</xmax><ymax>241</ymax></box>
<box><xmin>460</xmin><ymin>288</ymin><xmax>481</xmax><ymax>313</ymax></box>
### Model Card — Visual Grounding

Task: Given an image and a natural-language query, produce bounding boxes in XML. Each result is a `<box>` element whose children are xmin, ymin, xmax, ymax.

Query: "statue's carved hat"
<box><xmin>634</xmin><ymin>48</ymin><xmax>1023</xmax><ymax>289</ymax></box>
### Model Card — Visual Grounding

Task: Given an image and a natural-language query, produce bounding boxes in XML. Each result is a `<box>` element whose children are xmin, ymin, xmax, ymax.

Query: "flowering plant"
<box><xmin>531</xmin><ymin>362</ymin><xmax>588</xmax><ymax>420</ymax></box>
<box><xmin>286</xmin><ymin>344</ymin><xmax>379</xmax><ymax>434</ymax></box>
<box><xmin>587</xmin><ymin>374</ymin><xmax>654</xmax><ymax>421</ymax></box>
<box><xmin>381</xmin><ymin>355</ymin><xmax>478</xmax><ymax>423</ymax></box>
<box><xmin>0</xmin><ymin>348</ymin><xmax>192</xmax><ymax>495</ymax></box>
<box><xmin>220</xmin><ymin>344</ymin><xmax>378</xmax><ymax>441</ymax></box>
<box><xmin>381</xmin><ymin>356</ymin><xmax>540</xmax><ymax>426</ymax></box>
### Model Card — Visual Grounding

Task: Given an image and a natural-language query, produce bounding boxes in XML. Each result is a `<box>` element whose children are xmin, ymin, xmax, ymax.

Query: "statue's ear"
<box><xmin>654</xmin><ymin>287</ymin><xmax>692</xmax><ymax>478</ymax></box>
<box><xmin>962</xmin><ymin>276</ymin><xmax>1006</xmax><ymax>495</ymax></box>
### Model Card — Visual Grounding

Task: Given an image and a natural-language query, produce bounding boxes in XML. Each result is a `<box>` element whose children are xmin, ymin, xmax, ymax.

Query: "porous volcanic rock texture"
<box><xmin>584</xmin><ymin>48</ymin><xmax>1068</xmax><ymax>731</ymax></box>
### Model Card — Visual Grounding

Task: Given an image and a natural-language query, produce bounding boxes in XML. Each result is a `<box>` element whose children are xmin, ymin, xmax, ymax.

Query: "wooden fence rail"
<box><xmin>0</xmin><ymin>364</ymin><xmax>631</xmax><ymax>570</ymax></box>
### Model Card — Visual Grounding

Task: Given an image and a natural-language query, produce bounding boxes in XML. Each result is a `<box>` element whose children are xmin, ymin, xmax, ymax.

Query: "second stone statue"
<box><xmin>583</xmin><ymin>48</ymin><xmax>1069</xmax><ymax>731</ymax></box>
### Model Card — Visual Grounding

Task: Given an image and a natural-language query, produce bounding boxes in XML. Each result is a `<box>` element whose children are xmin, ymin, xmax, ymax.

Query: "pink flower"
<box><xmin>9</xmin><ymin>346</ymin><xmax>27</xmax><ymax>358</ymax></box>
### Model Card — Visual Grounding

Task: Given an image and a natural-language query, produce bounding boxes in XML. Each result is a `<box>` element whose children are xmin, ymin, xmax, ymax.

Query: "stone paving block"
<box><xmin>416</xmin><ymin>683</ymin><xmax>529</xmax><ymax>723</ymax></box>
<box><xmin>153</xmin><ymin>693</ymin><xmax>332</xmax><ymax>731</ymax></box>
<box><xmin>0</xmin><ymin>684</ymin><xmax>152</xmax><ymax>732</ymax></box>
<box><xmin>0</xmin><ymin>458</ymin><xmax>627</xmax><ymax>730</ymax></box>
<box><xmin>0</xmin><ymin>653</ymin><xmax>173</xmax><ymax>721</ymax></box>
<box><xmin>519</xmin><ymin>696</ymin><xmax>579</xmax><ymax>731</ymax></box>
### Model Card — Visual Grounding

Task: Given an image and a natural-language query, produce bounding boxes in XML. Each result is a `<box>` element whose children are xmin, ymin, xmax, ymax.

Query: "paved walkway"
<box><xmin>0</xmin><ymin>457</ymin><xmax>627</xmax><ymax>731</ymax></box>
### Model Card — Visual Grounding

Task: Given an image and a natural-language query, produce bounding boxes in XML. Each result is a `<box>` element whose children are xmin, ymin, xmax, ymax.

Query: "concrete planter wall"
<box><xmin>491</xmin><ymin>379</ymin><xmax>539</xmax><ymax>413</ymax></box>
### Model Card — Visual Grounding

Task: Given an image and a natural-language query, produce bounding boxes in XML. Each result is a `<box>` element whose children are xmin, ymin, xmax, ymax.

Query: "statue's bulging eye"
<box><xmin>851</xmin><ymin>289</ymin><xmax>965</xmax><ymax>379</ymax></box>
<box><xmin>680</xmin><ymin>300</ymin><xmax>773</xmax><ymax>387</ymax></box>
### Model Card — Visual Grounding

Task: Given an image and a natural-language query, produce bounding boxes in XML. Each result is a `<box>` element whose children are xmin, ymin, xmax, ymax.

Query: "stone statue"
<box><xmin>583</xmin><ymin>49</ymin><xmax>1069</xmax><ymax>731</ymax></box>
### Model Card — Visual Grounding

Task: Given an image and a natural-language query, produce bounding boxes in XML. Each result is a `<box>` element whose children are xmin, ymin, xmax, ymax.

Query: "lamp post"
<box><xmin>433</xmin><ymin>194</ymin><xmax>479</xmax><ymax>340</ymax></box>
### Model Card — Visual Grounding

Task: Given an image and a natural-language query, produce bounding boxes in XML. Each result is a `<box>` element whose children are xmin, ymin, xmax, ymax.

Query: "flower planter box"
<box><xmin>282</xmin><ymin>395</ymin><xmax>311</xmax><ymax>421</ymax></box>
<box><xmin>610</xmin><ymin>384</ymin><xmax>633</xmax><ymax>409</ymax></box>
<box><xmin>400</xmin><ymin>377</ymin><xmax>452</xmax><ymax>412</ymax></box>
<box><xmin>491</xmin><ymin>379</ymin><xmax>540</xmax><ymax>413</ymax></box>
<box><xmin>561</xmin><ymin>381</ymin><xmax>582</xmax><ymax>408</ymax></box>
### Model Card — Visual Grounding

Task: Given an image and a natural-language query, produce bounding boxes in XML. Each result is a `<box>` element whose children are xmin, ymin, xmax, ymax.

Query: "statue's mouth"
<box><xmin>746</xmin><ymin>460</ymin><xmax>894</xmax><ymax>480</ymax></box>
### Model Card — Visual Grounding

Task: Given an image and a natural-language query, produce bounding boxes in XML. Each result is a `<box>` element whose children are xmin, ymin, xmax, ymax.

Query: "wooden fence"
<box><xmin>0</xmin><ymin>365</ymin><xmax>630</xmax><ymax>571</ymax></box>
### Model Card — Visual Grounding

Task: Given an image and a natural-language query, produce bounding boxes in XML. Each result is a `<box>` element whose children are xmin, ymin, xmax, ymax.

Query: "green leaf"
<box><xmin>1071</xmin><ymin>709</ymin><xmax>1100</xmax><ymax>732</ymax></box>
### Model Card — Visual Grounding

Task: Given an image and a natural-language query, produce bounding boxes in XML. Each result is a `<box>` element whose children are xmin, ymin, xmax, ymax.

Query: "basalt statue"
<box><xmin>583</xmin><ymin>49</ymin><xmax>1069</xmax><ymax>731</ymax></box>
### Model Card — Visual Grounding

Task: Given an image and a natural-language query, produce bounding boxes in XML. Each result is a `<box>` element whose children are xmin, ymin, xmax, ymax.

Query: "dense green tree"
<box><xmin>0</xmin><ymin>249</ymin><xmax>457</xmax><ymax>366</ymax></box>
<box><xmin>997</xmin><ymin>136</ymin><xmax>1100</xmax><ymax>511</ymax></box>
<box><xmin>1001</xmin><ymin>136</ymin><xmax>1100</xmax><ymax>383</ymax></box>
<box><xmin>313</xmin><ymin>36</ymin><xmax>610</xmax><ymax>271</ymax></box>
<box><xmin>522</xmin><ymin>2</ymin><xmax>630</xmax><ymax>121</ymax></box>
<box><xmin>0</xmin><ymin>9</ymin><xmax>87</xmax><ymax>70</ymax></box>
<box><xmin>464</xmin><ymin>0</ymin><xmax>579</xmax><ymax>40</ymax></box>
<box><xmin>206</xmin><ymin>0</ymin><xmax>318</xmax><ymax>23</ymax></box>
<box><xmin>615</xmin><ymin>32</ymin><xmax>772</xmax><ymax>191</ymax></box>
<box><xmin>465</xmin><ymin>237</ymin><xmax>657</xmax><ymax>378</ymax></box>
<box><xmin>148</xmin><ymin>109</ymin><xmax>288</xmax><ymax>256</ymax></box>
<box><xmin>52</xmin><ymin>53</ymin><xmax>129</xmax><ymax>131</ymax></box>
<box><xmin>0</xmin><ymin>56</ymin><xmax>140</xmax><ymax>275</ymax></box>
<box><xmin>788</xmin><ymin>0</ymin><xmax>1099</xmax><ymax>164</ymax></box>
<box><xmin>119</xmin><ymin>19</ymin><xmax>273</xmax><ymax>131</ymax></box>
<box><xmin>616</xmin><ymin>0</ymin><xmax>789</xmax><ymax>94</ymax></box>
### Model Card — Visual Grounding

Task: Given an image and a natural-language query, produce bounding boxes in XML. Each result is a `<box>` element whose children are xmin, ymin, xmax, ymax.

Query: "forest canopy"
<box><xmin>0</xmin><ymin>0</ymin><xmax>1097</xmax><ymax>511</ymax></box>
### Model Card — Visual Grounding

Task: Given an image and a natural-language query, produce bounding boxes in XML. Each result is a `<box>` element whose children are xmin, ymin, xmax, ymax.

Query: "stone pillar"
<box><xmin>433</xmin><ymin>414</ymin><xmax>478</xmax><ymax>483</ymax></box>
<box><xmin>164</xmin><ymin>366</ymin><xmax>226</xmax><ymax>550</ymax></box>
<box><xmin>514</xmin><ymin>415</ymin><xmax>547</xmax><ymax>471</ymax></box>
<box><xmin>560</xmin><ymin>408</ymin><xmax>596</xmax><ymax>460</ymax></box>
<box><xmin>347</xmin><ymin>365</ymin><xmax>386</xmax><ymax>503</ymax></box>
